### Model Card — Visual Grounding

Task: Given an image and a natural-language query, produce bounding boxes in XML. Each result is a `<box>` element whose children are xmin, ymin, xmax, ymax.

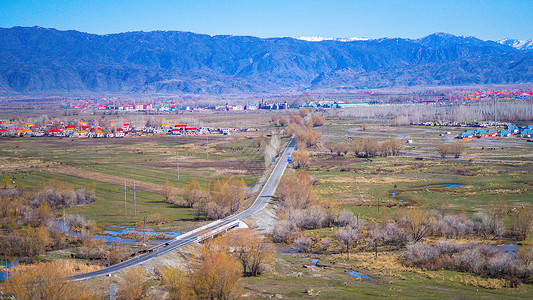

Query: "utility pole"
<box><xmin>143</xmin><ymin>217</ymin><xmax>146</xmax><ymax>244</ymax></box>
<box><xmin>124</xmin><ymin>180</ymin><xmax>127</xmax><ymax>216</ymax></box>
<box><xmin>176</xmin><ymin>151</ymin><xmax>179</xmax><ymax>181</ymax></box>
<box><xmin>206</xmin><ymin>134</ymin><xmax>209</xmax><ymax>160</ymax></box>
<box><xmin>3</xmin><ymin>248</ymin><xmax>8</xmax><ymax>280</ymax></box>
<box><xmin>494</xmin><ymin>95</ymin><xmax>497</xmax><ymax>130</ymax></box>
<box><xmin>133</xmin><ymin>180</ymin><xmax>136</xmax><ymax>216</ymax></box>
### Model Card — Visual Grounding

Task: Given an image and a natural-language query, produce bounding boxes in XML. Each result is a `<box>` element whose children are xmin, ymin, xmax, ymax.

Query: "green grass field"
<box><xmin>242</xmin><ymin>252</ymin><xmax>533</xmax><ymax>299</ymax></box>
<box><xmin>305</xmin><ymin>117</ymin><xmax>533</xmax><ymax>223</ymax></box>
<box><xmin>0</xmin><ymin>127</ymin><xmax>269</xmax><ymax>229</ymax></box>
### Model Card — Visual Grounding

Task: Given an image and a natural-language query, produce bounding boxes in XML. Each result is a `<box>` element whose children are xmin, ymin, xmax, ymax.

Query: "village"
<box><xmin>456</xmin><ymin>124</ymin><xmax>533</xmax><ymax>139</ymax></box>
<box><xmin>0</xmin><ymin>119</ymin><xmax>259</xmax><ymax>138</ymax></box>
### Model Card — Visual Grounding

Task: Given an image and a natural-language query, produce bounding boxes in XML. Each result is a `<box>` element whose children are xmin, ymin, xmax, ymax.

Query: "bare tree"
<box><xmin>264</xmin><ymin>134</ymin><xmax>281</xmax><ymax>167</ymax></box>
<box><xmin>363</xmin><ymin>139</ymin><xmax>380</xmax><ymax>158</ymax></box>
<box><xmin>294</xmin><ymin>234</ymin><xmax>313</xmax><ymax>253</ymax></box>
<box><xmin>290</xmin><ymin>114</ymin><xmax>304</xmax><ymax>125</ymax></box>
<box><xmin>390</xmin><ymin>137</ymin><xmax>404</xmax><ymax>155</ymax></box>
<box><xmin>272</xmin><ymin>220</ymin><xmax>296</xmax><ymax>243</ymax></box>
<box><xmin>351</xmin><ymin>138</ymin><xmax>364</xmax><ymax>156</ymax></box>
<box><xmin>292</xmin><ymin>149</ymin><xmax>310</xmax><ymax>169</ymax></box>
<box><xmin>191</xmin><ymin>248</ymin><xmax>241</xmax><ymax>299</ymax></box>
<box><xmin>184</xmin><ymin>179</ymin><xmax>204</xmax><ymax>207</ymax></box>
<box><xmin>337</xmin><ymin>210</ymin><xmax>354</xmax><ymax>227</ymax></box>
<box><xmin>511</xmin><ymin>206</ymin><xmax>533</xmax><ymax>241</ymax></box>
<box><xmin>225</xmin><ymin>229</ymin><xmax>274</xmax><ymax>276</ymax></box>
<box><xmin>400</xmin><ymin>208</ymin><xmax>435</xmax><ymax>244</ymax></box>
<box><xmin>335</xmin><ymin>226</ymin><xmax>362</xmax><ymax>259</ymax></box>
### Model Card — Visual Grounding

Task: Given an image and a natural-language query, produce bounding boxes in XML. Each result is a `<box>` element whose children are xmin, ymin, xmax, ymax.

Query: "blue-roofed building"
<box><xmin>457</xmin><ymin>130</ymin><xmax>475</xmax><ymax>139</ymax></box>
<box><xmin>498</xmin><ymin>129</ymin><xmax>511</xmax><ymax>137</ymax></box>
<box><xmin>520</xmin><ymin>128</ymin><xmax>533</xmax><ymax>138</ymax></box>
<box><xmin>506</xmin><ymin>125</ymin><xmax>520</xmax><ymax>134</ymax></box>
<box><xmin>486</xmin><ymin>129</ymin><xmax>498</xmax><ymax>137</ymax></box>
<box><xmin>474</xmin><ymin>129</ymin><xmax>489</xmax><ymax>138</ymax></box>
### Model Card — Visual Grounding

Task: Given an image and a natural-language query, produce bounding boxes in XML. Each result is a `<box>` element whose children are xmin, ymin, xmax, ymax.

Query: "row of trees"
<box><xmin>182</xmin><ymin>177</ymin><xmax>247</xmax><ymax>220</ymax></box>
<box><xmin>323</xmin><ymin>137</ymin><xmax>404</xmax><ymax>158</ymax></box>
<box><xmin>338</xmin><ymin>100</ymin><xmax>533</xmax><ymax>124</ymax></box>
<box><xmin>272</xmin><ymin>109</ymin><xmax>325</xmax><ymax>128</ymax></box>
<box><xmin>437</xmin><ymin>141</ymin><xmax>466</xmax><ymax>158</ymax></box>
<box><xmin>350</xmin><ymin>137</ymin><xmax>404</xmax><ymax>158</ymax></box>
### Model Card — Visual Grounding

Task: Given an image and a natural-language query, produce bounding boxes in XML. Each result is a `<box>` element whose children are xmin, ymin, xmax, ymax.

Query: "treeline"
<box><xmin>345</xmin><ymin>137</ymin><xmax>403</xmax><ymax>158</ymax></box>
<box><xmin>169</xmin><ymin>177</ymin><xmax>247</xmax><ymax>220</ymax></box>
<box><xmin>338</xmin><ymin>100</ymin><xmax>533</xmax><ymax>124</ymax></box>
<box><xmin>437</xmin><ymin>141</ymin><xmax>466</xmax><ymax>158</ymax></box>
<box><xmin>292</xmin><ymin>137</ymin><xmax>404</xmax><ymax>170</ymax></box>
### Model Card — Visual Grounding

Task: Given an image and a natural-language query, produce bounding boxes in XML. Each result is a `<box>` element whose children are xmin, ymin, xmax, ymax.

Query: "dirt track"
<box><xmin>47</xmin><ymin>166</ymin><xmax>180</xmax><ymax>195</ymax></box>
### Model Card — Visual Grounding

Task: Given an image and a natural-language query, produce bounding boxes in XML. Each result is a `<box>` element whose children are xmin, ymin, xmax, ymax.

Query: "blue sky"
<box><xmin>1</xmin><ymin>0</ymin><xmax>531</xmax><ymax>40</ymax></box>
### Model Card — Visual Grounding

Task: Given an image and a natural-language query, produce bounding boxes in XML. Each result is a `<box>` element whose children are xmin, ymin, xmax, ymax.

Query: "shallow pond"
<box><xmin>0</xmin><ymin>259</ymin><xmax>20</xmax><ymax>281</ymax></box>
<box><xmin>347</xmin><ymin>270</ymin><xmax>373</xmax><ymax>279</ymax></box>
<box><xmin>54</xmin><ymin>221</ymin><xmax>180</xmax><ymax>245</ymax></box>
<box><xmin>424</xmin><ymin>184</ymin><xmax>464</xmax><ymax>188</ymax></box>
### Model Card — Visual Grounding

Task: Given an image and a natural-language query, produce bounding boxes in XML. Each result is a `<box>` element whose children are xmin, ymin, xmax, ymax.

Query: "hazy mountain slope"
<box><xmin>0</xmin><ymin>27</ymin><xmax>531</xmax><ymax>94</ymax></box>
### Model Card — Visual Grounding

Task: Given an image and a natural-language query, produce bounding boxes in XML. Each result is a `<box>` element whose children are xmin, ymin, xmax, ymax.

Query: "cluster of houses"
<box><xmin>0</xmin><ymin>119</ymin><xmax>260</xmax><ymax>138</ymax></box>
<box><xmin>456</xmin><ymin>125</ymin><xmax>533</xmax><ymax>139</ymax></box>
<box><xmin>0</xmin><ymin>120</ymin><xmax>204</xmax><ymax>138</ymax></box>
<box><xmin>71</xmin><ymin>100</ymin><xmax>294</xmax><ymax>112</ymax></box>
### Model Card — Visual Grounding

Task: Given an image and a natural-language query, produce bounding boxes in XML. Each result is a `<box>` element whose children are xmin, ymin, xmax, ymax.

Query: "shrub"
<box><xmin>294</xmin><ymin>234</ymin><xmax>313</xmax><ymax>253</ymax></box>
<box><xmin>292</xmin><ymin>149</ymin><xmax>310</xmax><ymax>169</ymax></box>
<box><xmin>337</xmin><ymin>210</ymin><xmax>354</xmax><ymax>227</ymax></box>
<box><xmin>335</xmin><ymin>226</ymin><xmax>362</xmax><ymax>259</ymax></box>
<box><xmin>473</xmin><ymin>211</ymin><xmax>505</xmax><ymax>238</ymax></box>
<box><xmin>191</xmin><ymin>249</ymin><xmax>241</xmax><ymax>299</ymax></box>
<box><xmin>160</xmin><ymin>265</ymin><xmax>193</xmax><ymax>299</ymax></box>
<box><xmin>30</xmin><ymin>187</ymin><xmax>95</xmax><ymax>209</ymax></box>
<box><xmin>309</xmin><ymin>114</ymin><xmax>325</xmax><ymax>127</ymax></box>
<box><xmin>118</xmin><ymin>267</ymin><xmax>148</xmax><ymax>300</ymax></box>
<box><xmin>433</xmin><ymin>214</ymin><xmax>474</xmax><ymax>238</ymax></box>
<box><xmin>272</xmin><ymin>220</ymin><xmax>296</xmax><ymax>243</ymax></box>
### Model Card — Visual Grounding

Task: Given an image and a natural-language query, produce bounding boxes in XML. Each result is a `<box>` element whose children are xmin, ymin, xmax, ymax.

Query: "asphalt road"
<box><xmin>70</xmin><ymin>138</ymin><xmax>295</xmax><ymax>280</ymax></box>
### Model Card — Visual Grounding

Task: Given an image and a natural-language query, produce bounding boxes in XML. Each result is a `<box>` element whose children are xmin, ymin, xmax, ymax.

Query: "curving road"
<box><xmin>70</xmin><ymin>138</ymin><xmax>295</xmax><ymax>280</ymax></box>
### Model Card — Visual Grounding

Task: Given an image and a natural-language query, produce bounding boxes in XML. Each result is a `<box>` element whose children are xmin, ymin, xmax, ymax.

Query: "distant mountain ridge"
<box><xmin>0</xmin><ymin>27</ymin><xmax>532</xmax><ymax>95</ymax></box>
<box><xmin>498</xmin><ymin>38</ymin><xmax>533</xmax><ymax>52</ymax></box>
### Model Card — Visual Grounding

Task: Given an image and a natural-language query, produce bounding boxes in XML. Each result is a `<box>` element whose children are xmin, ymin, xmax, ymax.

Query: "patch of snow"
<box><xmin>498</xmin><ymin>38</ymin><xmax>533</xmax><ymax>51</ymax></box>
<box><xmin>298</xmin><ymin>36</ymin><xmax>370</xmax><ymax>42</ymax></box>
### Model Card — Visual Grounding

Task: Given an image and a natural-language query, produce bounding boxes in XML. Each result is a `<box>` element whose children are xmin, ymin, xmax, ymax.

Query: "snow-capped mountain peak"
<box><xmin>498</xmin><ymin>38</ymin><xmax>533</xmax><ymax>51</ymax></box>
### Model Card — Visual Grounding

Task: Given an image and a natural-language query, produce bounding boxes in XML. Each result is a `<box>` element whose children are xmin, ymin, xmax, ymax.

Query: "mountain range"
<box><xmin>0</xmin><ymin>27</ymin><xmax>532</xmax><ymax>95</ymax></box>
